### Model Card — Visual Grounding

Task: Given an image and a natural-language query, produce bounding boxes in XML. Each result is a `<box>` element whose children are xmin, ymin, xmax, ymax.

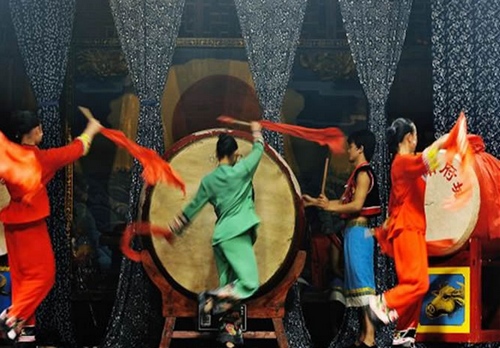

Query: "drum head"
<box><xmin>425</xmin><ymin>150</ymin><xmax>480</xmax><ymax>256</ymax></box>
<box><xmin>142</xmin><ymin>129</ymin><xmax>304</xmax><ymax>296</ymax></box>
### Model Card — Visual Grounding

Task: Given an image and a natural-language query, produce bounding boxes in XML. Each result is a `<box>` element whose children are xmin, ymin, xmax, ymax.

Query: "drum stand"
<box><xmin>141</xmin><ymin>250</ymin><xmax>306</xmax><ymax>348</ymax></box>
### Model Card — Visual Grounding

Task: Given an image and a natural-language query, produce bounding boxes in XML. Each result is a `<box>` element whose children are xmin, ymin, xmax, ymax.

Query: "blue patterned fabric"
<box><xmin>431</xmin><ymin>3</ymin><xmax>500</xmax><ymax>348</ymax></box>
<box><xmin>332</xmin><ymin>2</ymin><xmax>413</xmax><ymax>347</ymax></box>
<box><xmin>233</xmin><ymin>1</ymin><xmax>313</xmax><ymax>347</ymax></box>
<box><xmin>234</xmin><ymin>0</ymin><xmax>308</xmax><ymax>155</ymax></box>
<box><xmin>102</xmin><ymin>1</ymin><xmax>185</xmax><ymax>347</ymax></box>
<box><xmin>338</xmin><ymin>0</ymin><xmax>413</xmax><ymax>219</ymax></box>
<box><xmin>432</xmin><ymin>0</ymin><xmax>500</xmax><ymax>158</ymax></box>
<box><xmin>343</xmin><ymin>226</ymin><xmax>376</xmax><ymax>308</ymax></box>
<box><xmin>9</xmin><ymin>0</ymin><xmax>77</xmax><ymax>345</ymax></box>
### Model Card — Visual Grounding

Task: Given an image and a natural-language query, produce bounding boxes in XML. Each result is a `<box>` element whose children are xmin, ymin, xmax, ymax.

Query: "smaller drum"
<box><xmin>424</xmin><ymin>150</ymin><xmax>480</xmax><ymax>256</ymax></box>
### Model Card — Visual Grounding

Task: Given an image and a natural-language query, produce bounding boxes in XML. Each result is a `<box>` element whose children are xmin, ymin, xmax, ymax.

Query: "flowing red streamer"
<box><xmin>0</xmin><ymin>130</ymin><xmax>42</xmax><ymax>200</ymax></box>
<box><xmin>217</xmin><ymin>115</ymin><xmax>346</xmax><ymax>154</ymax></box>
<box><xmin>101</xmin><ymin>128</ymin><xmax>186</xmax><ymax>194</ymax></box>
<box><xmin>121</xmin><ymin>222</ymin><xmax>175</xmax><ymax>262</ymax></box>
<box><xmin>441</xmin><ymin>112</ymin><xmax>475</xmax><ymax>210</ymax></box>
<box><xmin>467</xmin><ymin>135</ymin><xmax>500</xmax><ymax>240</ymax></box>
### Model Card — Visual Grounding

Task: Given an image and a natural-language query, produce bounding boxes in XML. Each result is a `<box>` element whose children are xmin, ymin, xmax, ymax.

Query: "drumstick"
<box><xmin>217</xmin><ymin>115</ymin><xmax>251</xmax><ymax>127</ymax></box>
<box><xmin>78</xmin><ymin>106</ymin><xmax>96</xmax><ymax>122</ymax></box>
<box><xmin>320</xmin><ymin>156</ymin><xmax>329</xmax><ymax>196</ymax></box>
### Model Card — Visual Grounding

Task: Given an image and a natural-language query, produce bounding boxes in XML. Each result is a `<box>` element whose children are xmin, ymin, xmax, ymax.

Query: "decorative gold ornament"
<box><xmin>75</xmin><ymin>49</ymin><xmax>128</xmax><ymax>78</ymax></box>
<box><xmin>299</xmin><ymin>51</ymin><xmax>356</xmax><ymax>81</ymax></box>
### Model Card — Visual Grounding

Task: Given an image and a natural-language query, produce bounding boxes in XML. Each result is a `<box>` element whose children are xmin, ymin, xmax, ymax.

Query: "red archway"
<box><xmin>172</xmin><ymin>75</ymin><xmax>261</xmax><ymax>141</ymax></box>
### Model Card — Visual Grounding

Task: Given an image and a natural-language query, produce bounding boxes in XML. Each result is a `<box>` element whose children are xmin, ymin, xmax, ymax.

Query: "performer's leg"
<box><xmin>368</xmin><ymin>230</ymin><xmax>428</xmax><ymax>327</ymax></box>
<box><xmin>207</xmin><ymin>233</ymin><xmax>258</xmax><ymax>316</ymax></box>
<box><xmin>385</xmin><ymin>230</ymin><xmax>428</xmax><ymax>314</ymax></box>
<box><xmin>2</xmin><ymin>221</ymin><xmax>55</xmax><ymax>338</ymax></box>
<box><xmin>218</xmin><ymin>232</ymin><xmax>259</xmax><ymax>300</ymax></box>
<box><xmin>213</xmin><ymin>243</ymin><xmax>236</xmax><ymax>288</ymax></box>
<box><xmin>391</xmin><ymin>298</ymin><xmax>421</xmax><ymax>347</ymax></box>
<box><xmin>199</xmin><ymin>244</ymin><xmax>235</xmax><ymax>315</ymax></box>
<box><xmin>344</xmin><ymin>226</ymin><xmax>376</xmax><ymax>346</ymax></box>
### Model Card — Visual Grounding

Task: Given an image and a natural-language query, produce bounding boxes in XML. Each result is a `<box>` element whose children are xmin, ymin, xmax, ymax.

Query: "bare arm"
<box><xmin>319</xmin><ymin>172</ymin><xmax>370</xmax><ymax>214</ymax></box>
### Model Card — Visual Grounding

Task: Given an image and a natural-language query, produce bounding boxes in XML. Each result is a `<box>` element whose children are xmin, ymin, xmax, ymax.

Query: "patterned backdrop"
<box><xmin>234</xmin><ymin>0</ymin><xmax>308</xmax><ymax>154</ymax></box>
<box><xmin>9</xmin><ymin>0</ymin><xmax>77</xmax><ymax>345</ymax></box>
<box><xmin>432</xmin><ymin>0</ymin><xmax>500</xmax><ymax>158</ymax></box>
<box><xmin>333</xmin><ymin>1</ymin><xmax>413</xmax><ymax>347</ymax></box>
<box><xmin>233</xmin><ymin>1</ymin><xmax>313</xmax><ymax>346</ymax></box>
<box><xmin>102</xmin><ymin>0</ymin><xmax>186</xmax><ymax>347</ymax></box>
<box><xmin>431</xmin><ymin>1</ymin><xmax>500</xmax><ymax>348</ymax></box>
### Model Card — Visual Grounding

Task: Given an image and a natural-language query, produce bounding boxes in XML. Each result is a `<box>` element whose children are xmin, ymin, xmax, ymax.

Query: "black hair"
<box><xmin>0</xmin><ymin>110</ymin><xmax>40</xmax><ymax>144</ymax></box>
<box><xmin>347</xmin><ymin>129</ymin><xmax>376</xmax><ymax>161</ymax></box>
<box><xmin>386</xmin><ymin>118</ymin><xmax>415</xmax><ymax>157</ymax></box>
<box><xmin>216</xmin><ymin>133</ymin><xmax>238</xmax><ymax>160</ymax></box>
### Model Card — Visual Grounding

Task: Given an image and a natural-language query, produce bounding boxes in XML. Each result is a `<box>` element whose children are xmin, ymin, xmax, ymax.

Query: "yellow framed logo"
<box><xmin>418</xmin><ymin>266</ymin><xmax>470</xmax><ymax>334</ymax></box>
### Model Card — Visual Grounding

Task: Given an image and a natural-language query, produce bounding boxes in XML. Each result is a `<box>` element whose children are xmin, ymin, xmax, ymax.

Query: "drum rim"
<box><xmin>140</xmin><ymin>128</ymin><xmax>305</xmax><ymax>299</ymax></box>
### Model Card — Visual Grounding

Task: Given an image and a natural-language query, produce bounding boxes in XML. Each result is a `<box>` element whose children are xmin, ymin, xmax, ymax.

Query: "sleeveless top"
<box><xmin>340</xmin><ymin>162</ymin><xmax>381</xmax><ymax>220</ymax></box>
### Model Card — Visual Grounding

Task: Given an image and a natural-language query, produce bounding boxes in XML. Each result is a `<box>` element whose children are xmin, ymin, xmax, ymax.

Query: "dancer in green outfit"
<box><xmin>168</xmin><ymin>121</ymin><xmax>264</xmax><ymax>348</ymax></box>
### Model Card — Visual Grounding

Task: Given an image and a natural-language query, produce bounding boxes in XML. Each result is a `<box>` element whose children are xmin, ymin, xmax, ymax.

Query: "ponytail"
<box><xmin>386</xmin><ymin>118</ymin><xmax>415</xmax><ymax>159</ymax></box>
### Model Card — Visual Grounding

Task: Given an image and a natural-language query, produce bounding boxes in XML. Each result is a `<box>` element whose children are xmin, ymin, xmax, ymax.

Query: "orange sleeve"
<box><xmin>392</xmin><ymin>153</ymin><xmax>429</xmax><ymax>180</ymax></box>
<box><xmin>39</xmin><ymin>139</ymin><xmax>84</xmax><ymax>183</ymax></box>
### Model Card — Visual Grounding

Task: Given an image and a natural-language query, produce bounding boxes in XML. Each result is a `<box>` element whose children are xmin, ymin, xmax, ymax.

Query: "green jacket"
<box><xmin>182</xmin><ymin>141</ymin><xmax>264</xmax><ymax>245</ymax></box>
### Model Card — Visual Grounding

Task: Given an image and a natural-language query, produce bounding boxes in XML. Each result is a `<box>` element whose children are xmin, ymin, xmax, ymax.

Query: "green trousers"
<box><xmin>213</xmin><ymin>231</ymin><xmax>259</xmax><ymax>300</ymax></box>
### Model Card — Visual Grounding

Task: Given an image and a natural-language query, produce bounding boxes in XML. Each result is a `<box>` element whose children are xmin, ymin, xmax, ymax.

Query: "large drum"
<box><xmin>425</xmin><ymin>150</ymin><xmax>480</xmax><ymax>256</ymax></box>
<box><xmin>140</xmin><ymin>129</ymin><xmax>304</xmax><ymax>297</ymax></box>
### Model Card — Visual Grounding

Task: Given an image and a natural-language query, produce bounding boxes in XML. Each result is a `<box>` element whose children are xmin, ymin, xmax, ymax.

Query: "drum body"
<box><xmin>425</xmin><ymin>150</ymin><xmax>480</xmax><ymax>256</ymax></box>
<box><xmin>141</xmin><ymin>129</ymin><xmax>304</xmax><ymax>296</ymax></box>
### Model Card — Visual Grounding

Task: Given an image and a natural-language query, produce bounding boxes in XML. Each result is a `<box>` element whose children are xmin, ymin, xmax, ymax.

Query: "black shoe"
<box><xmin>13</xmin><ymin>325</ymin><xmax>36</xmax><ymax>347</ymax></box>
<box><xmin>14</xmin><ymin>342</ymin><xmax>37</xmax><ymax>348</ymax></box>
<box><xmin>198</xmin><ymin>291</ymin><xmax>214</xmax><ymax>315</ymax></box>
<box><xmin>359</xmin><ymin>343</ymin><xmax>377</xmax><ymax>348</ymax></box>
<box><xmin>1</xmin><ymin>317</ymin><xmax>23</xmax><ymax>341</ymax></box>
<box><xmin>217</xmin><ymin>310</ymin><xmax>244</xmax><ymax>347</ymax></box>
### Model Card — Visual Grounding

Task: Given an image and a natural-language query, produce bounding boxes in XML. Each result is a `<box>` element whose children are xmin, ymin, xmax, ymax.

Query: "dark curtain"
<box><xmin>9</xmin><ymin>0</ymin><xmax>77</xmax><ymax>345</ymax></box>
<box><xmin>102</xmin><ymin>0</ymin><xmax>185</xmax><ymax>347</ymax></box>
<box><xmin>431</xmin><ymin>3</ymin><xmax>500</xmax><ymax>347</ymax></box>
<box><xmin>234</xmin><ymin>0</ymin><xmax>308</xmax><ymax>155</ymax></box>
<box><xmin>432</xmin><ymin>0</ymin><xmax>500</xmax><ymax>158</ymax></box>
<box><xmin>233</xmin><ymin>0</ymin><xmax>313</xmax><ymax>346</ymax></box>
<box><xmin>332</xmin><ymin>1</ymin><xmax>413</xmax><ymax>347</ymax></box>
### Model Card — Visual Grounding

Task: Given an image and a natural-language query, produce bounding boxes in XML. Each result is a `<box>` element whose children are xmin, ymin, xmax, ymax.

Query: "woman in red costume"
<box><xmin>368</xmin><ymin>118</ymin><xmax>447</xmax><ymax>348</ymax></box>
<box><xmin>0</xmin><ymin>110</ymin><xmax>101</xmax><ymax>346</ymax></box>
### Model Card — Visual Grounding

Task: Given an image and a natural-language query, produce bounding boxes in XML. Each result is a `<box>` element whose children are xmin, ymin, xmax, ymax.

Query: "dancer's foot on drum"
<box><xmin>207</xmin><ymin>284</ymin><xmax>241</xmax><ymax>315</ymax></box>
<box><xmin>199</xmin><ymin>292</ymin><xmax>215</xmax><ymax>314</ymax></box>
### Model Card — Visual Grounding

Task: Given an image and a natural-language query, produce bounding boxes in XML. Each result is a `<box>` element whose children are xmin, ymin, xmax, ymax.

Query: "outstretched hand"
<box><xmin>302</xmin><ymin>194</ymin><xmax>318</xmax><ymax>207</ymax></box>
<box><xmin>84</xmin><ymin>117</ymin><xmax>103</xmax><ymax>138</ymax></box>
<box><xmin>250</xmin><ymin>121</ymin><xmax>262</xmax><ymax>133</ymax></box>
<box><xmin>78</xmin><ymin>106</ymin><xmax>103</xmax><ymax>138</ymax></box>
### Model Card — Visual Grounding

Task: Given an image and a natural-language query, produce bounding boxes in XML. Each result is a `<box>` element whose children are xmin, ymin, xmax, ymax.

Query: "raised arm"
<box><xmin>40</xmin><ymin>117</ymin><xmax>102</xmax><ymax>175</ymax></box>
<box><xmin>233</xmin><ymin>121</ymin><xmax>264</xmax><ymax>177</ymax></box>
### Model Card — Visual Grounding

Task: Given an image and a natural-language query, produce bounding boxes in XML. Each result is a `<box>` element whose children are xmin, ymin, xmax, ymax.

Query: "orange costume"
<box><xmin>375</xmin><ymin>151</ymin><xmax>433</xmax><ymax>337</ymax></box>
<box><xmin>0</xmin><ymin>138</ymin><xmax>86</xmax><ymax>333</ymax></box>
